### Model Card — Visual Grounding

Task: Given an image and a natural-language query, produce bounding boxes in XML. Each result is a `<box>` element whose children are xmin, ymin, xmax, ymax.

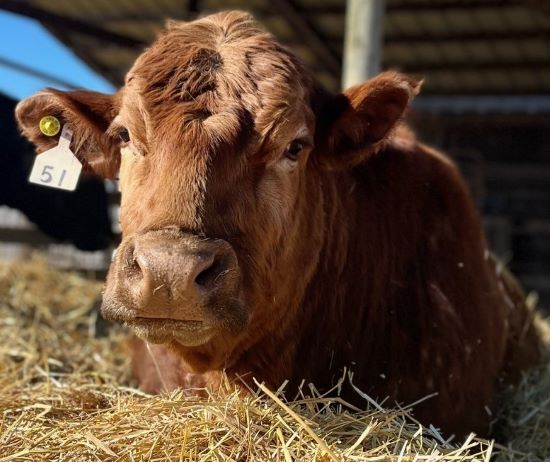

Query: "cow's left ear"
<box><xmin>15</xmin><ymin>89</ymin><xmax>121</xmax><ymax>179</ymax></box>
<box><xmin>313</xmin><ymin>72</ymin><xmax>421</xmax><ymax>168</ymax></box>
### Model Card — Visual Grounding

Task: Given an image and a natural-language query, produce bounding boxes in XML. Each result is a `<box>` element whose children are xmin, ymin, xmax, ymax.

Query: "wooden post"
<box><xmin>342</xmin><ymin>0</ymin><xmax>385</xmax><ymax>89</ymax></box>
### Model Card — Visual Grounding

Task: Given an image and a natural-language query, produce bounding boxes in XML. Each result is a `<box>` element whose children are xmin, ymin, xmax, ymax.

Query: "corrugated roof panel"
<box><xmin>311</xmin><ymin>14</ymin><xmax>345</xmax><ymax>40</ymax></box>
<box><xmin>473</xmin><ymin>8</ymin><xmax>510</xmax><ymax>30</ymax></box>
<box><xmin>36</xmin><ymin>0</ymin><xmax>113</xmax><ymax>18</ymax></box>
<box><xmin>490</xmin><ymin>41</ymin><xmax>522</xmax><ymax>62</ymax></box>
<box><xmin>10</xmin><ymin>0</ymin><xmax>550</xmax><ymax>103</ymax></box>
<box><xmin>540</xmin><ymin>70</ymin><xmax>550</xmax><ymax>89</ymax></box>
<box><xmin>290</xmin><ymin>44</ymin><xmax>318</xmax><ymax>67</ymax></box>
<box><xmin>260</xmin><ymin>15</ymin><xmax>294</xmax><ymax>40</ymax></box>
<box><xmin>316</xmin><ymin>70</ymin><xmax>336</xmax><ymax>90</ymax></box>
<box><xmin>91</xmin><ymin>47</ymin><xmax>136</xmax><ymax>71</ymax></box>
<box><xmin>384</xmin><ymin>44</ymin><xmax>420</xmax><ymax>65</ymax></box>
<box><xmin>204</xmin><ymin>0</ymin><xmax>267</xmax><ymax>12</ymax></box>
<box><xmin>485</xmin><ymin>72</ymin><xmax>511</xmax><ymax>93</ymax></box>
<box><xmin>430</xmin><ymin>72</ymin><xmax>458</xmax><ymax>93</ymax></box>
<box><xmin>498</xmin><ymin>6</ymin><xmax>545</xmax><ymax>30</ymax></box>
<box><xmin>299</xmin><ymin>0</ymin><xmax>343</xmax><ymax>8</ymax></box>
<box><xmin>420</xmin><ymin>72</ymin><xmax>443</xmax><ymax>92</ymax></box>
<box><xmin>388</xmin><ymin>12</ymin><xmax>423</xmax><ymax>35</ymax></box>
<box><xmin>484</xmin><ymin>70</ymin><xmax>514</xmax><ymax>92</ymax></box>
<box><xmin>457</xmin><ymin>71</ymin><xmax>484</xmax><ymax>92</ymax></box>
<box><xmin>438</xmin><ymin>9</ymin><xmax>478</xmax><ymax>35</ymax></box>
<box><xmin>437</xmin><ymin>42</ymin><xmax>469</xmax><ymax>62</ymax></box>
<box><xmin>98</xmin><ymin>20</ymin><xmax>158</xmax><ymax>42</ymax></box>
<box><xmin>529</xmin><ymin>9</ymin><xmax>550</xmax><ymax>29</ymax></box>
<box><xmin>508</xmin><ymin>69</ymin><xmax>538</xmax><ymax>91</ymax></box>
<box><xmin>408</xmin><ymin>42</ymin><xmax>441</xmax><ymax>63</ymax></box>
<box><xmin>463</xmin><ymin>42</ymin><xmax>494</xmax><ymax>62</ymax></box>
<box><xmin>519</xmin><ymin>41</ymin><xmax>550</xmax><ymax>61</ymax></box>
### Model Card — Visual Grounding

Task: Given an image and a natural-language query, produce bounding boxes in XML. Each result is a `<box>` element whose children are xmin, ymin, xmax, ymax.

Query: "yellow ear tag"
<box><xmin>39</xmin><ymin>116</ymin><xmax>61</xmax><ymax>137</ymax></box>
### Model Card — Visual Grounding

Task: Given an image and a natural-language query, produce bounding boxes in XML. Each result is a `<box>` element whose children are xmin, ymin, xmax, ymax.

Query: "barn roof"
<box><xmin>2</xmin><ymin>0</ymin><xmax>550</xmax><ymax>112</ymax></box>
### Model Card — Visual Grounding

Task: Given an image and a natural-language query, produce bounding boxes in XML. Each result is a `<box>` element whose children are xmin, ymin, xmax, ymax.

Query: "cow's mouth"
<box><xmin>127</xmin><ymin>318</ymin><xmax>216</xmax><ymax>347</ymax></box>
<box><xmin>102</xmin><ymin>230</ymin><xmax>247</xmax><ymax>348</ymax></box>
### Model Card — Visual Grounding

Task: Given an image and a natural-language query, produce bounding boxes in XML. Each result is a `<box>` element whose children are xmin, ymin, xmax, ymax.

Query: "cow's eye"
<box><xmin>285</xmin><ymin>140</ymin><xmax>303</xmax><ymax>161</ymax></box>
<box><xmin>117</xmin><ymin>127</ymin><xmax>131</xmax><ymax>144</ymax></box>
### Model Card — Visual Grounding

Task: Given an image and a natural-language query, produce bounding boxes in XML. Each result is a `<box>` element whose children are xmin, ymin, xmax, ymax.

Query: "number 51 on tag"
<box><xmin>29</xmin><ymin>127</ymin><xmax>82</xmax><ymax>191</ymax></box>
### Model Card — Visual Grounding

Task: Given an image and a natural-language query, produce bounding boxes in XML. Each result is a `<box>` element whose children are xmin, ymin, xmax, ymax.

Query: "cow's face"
<box><xmin>16</xmin><ymin>11</ymin><xmax>418</xmax><ymax>371</ymax></box>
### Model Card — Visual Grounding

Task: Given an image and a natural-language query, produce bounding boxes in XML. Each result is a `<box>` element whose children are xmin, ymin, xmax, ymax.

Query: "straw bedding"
<box><xmin>0</xmin><ymin>257</ymin><xmax>549</xmax><ymax>461</ymax></box>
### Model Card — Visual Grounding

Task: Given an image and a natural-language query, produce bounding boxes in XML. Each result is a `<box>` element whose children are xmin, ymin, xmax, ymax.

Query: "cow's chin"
<box><xmin>129</xmin><ymin>319</ymin><xmax>215</xmax><ymax>347</ymax></box>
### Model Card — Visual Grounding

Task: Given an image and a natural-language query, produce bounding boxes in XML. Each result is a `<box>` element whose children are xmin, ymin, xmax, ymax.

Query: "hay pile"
<box><xmin>0</xmin><ymin>257</ymin><xmax>548</xmax><ymax>461</ymax></box>
<box><xmin>493</xmin><ymin>314</ymin><xmax>550</xmax><ymax>461</ymax></box>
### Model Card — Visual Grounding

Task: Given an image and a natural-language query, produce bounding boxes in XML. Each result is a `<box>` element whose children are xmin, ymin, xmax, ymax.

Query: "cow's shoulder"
<box><xmin>354</xmin><ymin>127</ymin><xmax>472</xmax><ymax>218</ymax></box>
<box><xmin>385</xmin><ymin>127</ymin><xmax>462</xmax><ymax>185</ymax></box>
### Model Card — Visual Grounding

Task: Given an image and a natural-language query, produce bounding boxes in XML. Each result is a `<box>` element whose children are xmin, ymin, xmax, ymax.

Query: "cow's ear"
<box><xmin>313</xmin><ymin>72</ymin><xmax>420</xmax><ymax>168</ymax></box>
<box><xmin>15</xmin><ymin>89</ymin><xmax>121</xmax><ymax>179</ymax></box>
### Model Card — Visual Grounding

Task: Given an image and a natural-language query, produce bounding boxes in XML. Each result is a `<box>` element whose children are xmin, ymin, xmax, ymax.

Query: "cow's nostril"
<box><xmin>123</xmin><ymin>243</ymin><xmax>142</xmax><ymax>279</ymax></box>
<box><xmin>195</xmin><ymin>258</ymin><xmax>223</xmax><ymax>288</ymax></box>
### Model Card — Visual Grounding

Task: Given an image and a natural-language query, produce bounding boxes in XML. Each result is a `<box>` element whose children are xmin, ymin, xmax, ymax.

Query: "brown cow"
<box><xmin>16</xmin><ymin>11</ymin><xmax>541</xmax><ymax>437</ymax></box>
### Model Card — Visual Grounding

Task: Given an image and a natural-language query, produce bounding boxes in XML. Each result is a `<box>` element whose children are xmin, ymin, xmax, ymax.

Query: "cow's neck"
<box><xmin>228</xmin><ymin>158</ymin><xmax>387</xmax><ymax>391</ymax></box>
<box><xmin>227</xmin><ymin>147</ymin><xmax>428</xmax><ymax>395</ymax></box>
<box><xmin>293</xmin><ymin>165</ymin><xmax>378</xmax><ymax>386</ymax></box>
<box><xmin>269</xmin><ymin>149</ymin><xmax>417</xmax><ymax>394</ymax></box>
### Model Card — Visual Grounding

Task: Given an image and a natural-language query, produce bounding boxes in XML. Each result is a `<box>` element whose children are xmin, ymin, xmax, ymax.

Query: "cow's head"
<box><xmin>16</xmin><ymin>11</ymin><xmax>419</xmax><ymax>372</ymax></box>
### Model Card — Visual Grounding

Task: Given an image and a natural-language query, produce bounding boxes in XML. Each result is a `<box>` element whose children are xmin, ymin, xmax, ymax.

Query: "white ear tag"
<box><xmin>29</xmin><ymin>126</ymin><xmax>82</xmax><ymax>191</ymax></box>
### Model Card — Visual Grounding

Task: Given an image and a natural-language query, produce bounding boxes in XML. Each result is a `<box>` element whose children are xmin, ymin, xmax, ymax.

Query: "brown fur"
<box><xmin>16</xmin><ymin>11</ymin><xmax>541</xmax><ymax>437</ymax></box>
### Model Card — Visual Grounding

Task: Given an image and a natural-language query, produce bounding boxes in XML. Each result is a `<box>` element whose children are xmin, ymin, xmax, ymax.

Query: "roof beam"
<box><xmin>414</xmin><ymin>95</ymin><xmax>550</xmax><ymax>112</ymax></box>
<box><xmin>268</xmin><ymin>0</ymin><xmax>341</xmax><ymax>75</ymax></box>
<box><xmin>419</xmin><ymin>88</ymin><xmax>550</xmax><ymax>96</ymax></box>
<box><xmin>293</xmin><ymin>4</ymin><xmax>344</xmax><ymax>15</ymax></box>
<box><xmin>249</xmin><ymin>1</ymin><xmax>520</xmax><ymax>16</ymax></box>
<box><xmin>291</xmin><ymin>0</ymin><xmax>522</xmax><ymax>14</ymax></box>
<box><xmin>385</xmin><ymin>30</ymin><xmax>550</xmax><ymax>44</ymax></box>
<box><xmin>0</xmin><ymin>56</ymin><xmax>78</xmax><ymax>89</ymax></box>
<box><xmin>251</xmin><ymin>4</ymin><xmax>345</xmax><ymax>15</ymax></box>
<box><xmin>525</xmin><ymin>0</ymin><xmax>550</xmax><ymax>18</ymax></box>
<box><xmin>283</xmin><ymin>29</ymin><xmax>550</xmax><ymax>52</ymax></box>
<box><xmin>386</xmin><ymin>0</ymin><xmax>521</xmax><ymax>12</ymax></box>
<box><xmin>397</xmin><ymin>60</ymin><xmax>550</xmax><ymax>72</ymax></box>
<box><xmin>0</xmin><ymin>0</ymin><xmax>146</xmax><ymax>48</ymax></box>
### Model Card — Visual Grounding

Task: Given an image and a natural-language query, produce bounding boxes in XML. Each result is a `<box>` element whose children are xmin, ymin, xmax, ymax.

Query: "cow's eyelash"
<box><xmin>107</xmin><ymin>124</ymin><xmax>131</xmax><ymax>145</ymax></box>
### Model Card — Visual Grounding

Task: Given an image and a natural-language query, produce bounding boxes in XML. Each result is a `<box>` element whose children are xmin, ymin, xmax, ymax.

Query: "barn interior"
<box><xmin>1</xmin><ymin>1</ymin><xmax>550</xmax><ymax>459</ymax></box>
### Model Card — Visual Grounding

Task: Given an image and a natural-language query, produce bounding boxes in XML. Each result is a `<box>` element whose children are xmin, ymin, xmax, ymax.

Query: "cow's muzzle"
<box><xmin>101</xmin><ymin>229</ymin><xmax>247</xmax><ymax>346</ymax></box>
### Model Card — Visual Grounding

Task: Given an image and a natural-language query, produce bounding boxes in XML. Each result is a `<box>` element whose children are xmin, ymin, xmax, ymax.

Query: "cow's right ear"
<box><xmin>15</xmin><ymin>89</ymin><xmax>121</xmax><ymax>179</ymax></box>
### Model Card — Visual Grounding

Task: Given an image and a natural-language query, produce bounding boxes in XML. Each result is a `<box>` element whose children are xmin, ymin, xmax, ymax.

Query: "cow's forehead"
<box><xmin>123</xmin><ymin>13</ymin><xmax>311</xmax><ymax>121</ymax></box>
